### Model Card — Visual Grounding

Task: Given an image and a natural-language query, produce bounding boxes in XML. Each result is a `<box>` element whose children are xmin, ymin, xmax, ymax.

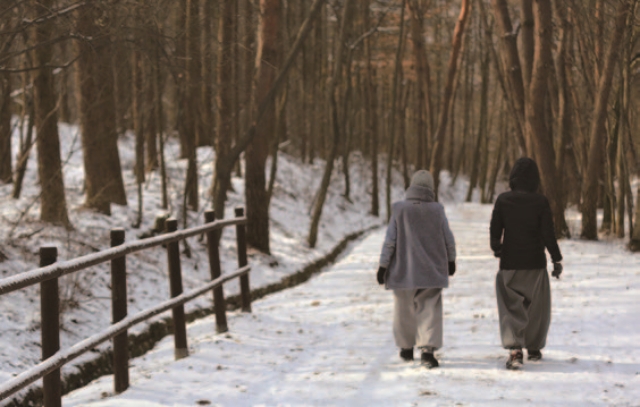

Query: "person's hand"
<box><xmin>448</xmin><ymin>261</ymin><xmax>456</xmax><ymax>276</ymax></box>
<box><xmin>377</xmin><ymin>267</ymin><xmax>387</xmax><ymax>285</ymax></box>
<box><xmin>493</xmin><ymin>249</ymin><xmax>502</xmax><ymax>258</ymax></box>
<box><xmin>551</xmin><ymin>262</ymin><xmax>563</xmax><ymax>279</ymax></box>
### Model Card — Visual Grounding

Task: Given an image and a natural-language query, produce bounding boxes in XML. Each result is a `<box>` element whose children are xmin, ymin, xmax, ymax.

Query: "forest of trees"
<box><xmin>1</xmin><ymin>0</ymin><xmax>640</xmax><ymax>253</ymax></box>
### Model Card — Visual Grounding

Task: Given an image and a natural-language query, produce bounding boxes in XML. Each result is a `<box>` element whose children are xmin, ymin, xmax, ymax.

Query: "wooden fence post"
<box><xmin>235</xmin><ymin>207</ymin><xmax>251</xmax><ymax>313</ymax></box>
<box><xmin>110</xmin><ymin>228</ymin><xmax>129</xmax><ymax>393</ymax></box>
<box><xmin>40</xmin><ymin>246</ymin><xmax>61</xmax><ymax>407</ymax></box>
<box><xmin>165</xmin><ymin>219</ymin><xmax>189</xmax><ymax>359</ymax></box>
<box><xmin>205</xmin><ymin>210</ymin><xmax>228</xmax><ymax>333</ymax></box>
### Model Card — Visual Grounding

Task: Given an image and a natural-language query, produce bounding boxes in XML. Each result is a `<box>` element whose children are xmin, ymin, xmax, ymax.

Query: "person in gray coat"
<box><xmin>377</xmin><ymin>170</ymin><xmax>457</xmax><ymax>368</ymax></box>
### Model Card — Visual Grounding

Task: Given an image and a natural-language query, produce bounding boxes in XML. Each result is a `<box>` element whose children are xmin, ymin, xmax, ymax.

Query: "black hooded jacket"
<box><xmin>490</xmin><ymin>158</ymin><xmax>562</xmax><ymax>270</ymax></box>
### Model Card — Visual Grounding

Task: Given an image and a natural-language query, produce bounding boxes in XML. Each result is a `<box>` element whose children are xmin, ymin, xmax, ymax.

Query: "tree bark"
<box><xmin>213</xmin><ymin>0</ymin><xmax>325</xmax><ymax>233</ymax></box>
<box><xmin>213</xmin><ymin>0</ymin><xmax>235</xmax><ymax>220</ymax></box>
<box><xmin>0</xmin><ymin>72</ymin><xmax>11</xmax><ymax>183</ymax></box>
<box><xmin>527</xmin><ymin>0</ymin><xmax>570</xmax><ymax>238</ymax></box>
<box><xmin>32</xmin><ymin>0</ymin><xmax>70</xmax><ymax>226</ymax></box>
<box><xmin>76</xmin><ymin>1</ymin><xmax>127</xmax><ymax>214</ymax></box>
<box><xmin>308</xmin><ymin>0</ymin><xmax>355</xmax><ymax>248</ymax></box>
<box><xmin>183</xmin><ymin>0</ymin><xmax>200</xmax><ymax>212</ymax></box>
<box><xmin>552</xmin><ymin>0</ymin><xmax>572</xmax><ymax>210</ymax></box>
<box><xmin>245</xmin><ymin>0</ymin><xmax>281</xmax><ymax>254</ymax></box>
<box><xmin>363</xmin><ymin>0</ymin><xmax>379</xmax><ymax>217</ymax></box>
<box><xmin>580</xmin><ymin>2</ymin><xmax>630</xmax><ymax>240</ymax></box>
<box><xmin>492</xmin><ymin>0</ymin><xmax>529</xmax><ymax>155</ymax></box>
<box><xmin>429</xmin><ymin>0</ymin><xmax>471</xmax><ymax>198</ymax></box>
<box><xmin>408</xmin><ymin>0</ymin><xmax>434</xmax><ymax>169</ymax></box>
<box><xmin>385</xmin><ymin>0</ymin><xmax>407</xmax><ymax>221</ymax></box>
<box><xmin>520</xmin><ymin>0</ymin><xmax>534</xmax><ymax>88</ymax></box>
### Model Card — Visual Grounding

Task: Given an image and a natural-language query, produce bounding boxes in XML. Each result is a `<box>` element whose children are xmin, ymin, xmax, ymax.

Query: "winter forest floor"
<box><xmin>1</xmin><ymin>121</ymin><xmax>639</xmax><ymax>406</ymax></box>
<box><xmin>61</xmin><ymin>203</ymin><xmax>640</xmax><ymax>407</ymax></box>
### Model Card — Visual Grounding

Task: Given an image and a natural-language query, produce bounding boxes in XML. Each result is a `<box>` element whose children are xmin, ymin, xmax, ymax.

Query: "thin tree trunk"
<box><xmin>408</xmin><ymin>0</ymin><xmax>434</xmax><ymax>169</ymax></box>
<box><xmin>33</xmin><ymin>0</ymin><xmax>70</xmax><ymax>227</ymax></box>
<box><xmin>399</xmin><ymin>82</ymin><xmax>411</xmax><ymax>189</ymax></box>
<box><xmin>0</xmin><ymin>72</ymin><xmax>11</xmax><ymax>183</ymax></box>
<box><xmin>132</xmin><ymin>48</ymin><xmax>145</xmax><ymax>228</ymax></box>
<box><xmin>520</xmin><ymin>0</ymin><xmax>534</xmax><ymax>88</ymax></box>
<box><xmin>616</xmin><ymin>109</ymin><xmax>626</xmax><ymax>238</ymax></box>
<box><xmin>385</xmin><ymin>0</ymin><xmax>407</xmax><ymax>221</ymax></box>
<box><xmin>183</xmin><ymin>0</ymin><xmax>200</xmax><ymax>212</ymax></box>
<box><xmin>553</xmin><ymin>0</ymin><xmax>572</xmax><ymax>210</ymax></box>
<box><xmin>526</xmin><ymin>0</ymin><xmax>570</xmax><ymax>238</ymax></box>
<box><xmin>13</xmin><ymin>94</ymin><xmax>35</xmax><ymax>199</ymax></box>
<box><xmin>363</xmin><ymin>0</ymin><xmax>379</xmax><ymax>217</ymax></box>
<box><xmin>201</xmin><ymin>0</ymin><xmax>215</xmax><ymax>148</ymax></box>
<box><xmin>429</xmin><ymin>0</ymin><xmax>471</xmax><ymax>198</ymax></box>
<box><xmin>491</xmin><ymin>0</ymin><xmax>529</xmax><ymax>154</ymax></box>
<box><xmin>154</xmin><ymin>37</ymin><xmax>169</xmax><ymax>210</ymax></box>
<box><xmin>76</xmin><ymin>2</ymin><xmax>127</xmax><ymax>214</ymax></box>
<box><xmin>308</xmin><ymin>0</ymin><xmax>355</xmax><ymax>247</ymax></box>
<box><xmin>213</xmin><ymin>0</ymin><xmax>326</xmax><ymax>232</ymax></box>
<box><xmin>580</xmin><ymin>2</ymin><xmax>630</xmax><ymax>240</ymax></box>
<box><xmin>245</xmin><ymin>0</ymin><xmax>282</xmax><ymax>254</ymax></box>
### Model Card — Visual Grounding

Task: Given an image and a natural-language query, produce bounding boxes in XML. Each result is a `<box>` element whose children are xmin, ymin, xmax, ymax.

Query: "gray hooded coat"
<box><xmin>379</xmin><ymin>185</ymin><xmax>456</xmax><ymax>289</ymax></box>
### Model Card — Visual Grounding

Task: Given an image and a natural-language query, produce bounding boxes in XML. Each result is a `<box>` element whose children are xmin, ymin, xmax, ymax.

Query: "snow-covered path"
<box><xmin>64</xmin><ymin>203</ymin><xmax>640</xmax><ymax>406</ymax></box>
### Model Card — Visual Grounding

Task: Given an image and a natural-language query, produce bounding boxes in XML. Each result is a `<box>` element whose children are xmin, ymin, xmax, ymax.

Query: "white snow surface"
<box><xmin>61</xmin><ymin>203</ymin><xmax>640</xmax><ymax>407</ymax></box>
<box><xmin>0</xmin><ymin>119</ymin><xmax>407</xmax><ymax>401</ymax></box>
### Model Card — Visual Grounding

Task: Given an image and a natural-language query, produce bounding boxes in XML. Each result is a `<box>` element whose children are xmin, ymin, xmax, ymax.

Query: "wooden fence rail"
<box><xmin>0</xmin><ymin>208</ymin><xmax>252</xmax><ymax>405</ymax></box>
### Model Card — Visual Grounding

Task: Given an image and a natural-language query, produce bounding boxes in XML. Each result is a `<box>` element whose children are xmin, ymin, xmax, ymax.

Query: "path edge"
<box><xmin>6</xmin><ymin>225</ymin><xmax>381</xmax><ymax>407</ymax></box>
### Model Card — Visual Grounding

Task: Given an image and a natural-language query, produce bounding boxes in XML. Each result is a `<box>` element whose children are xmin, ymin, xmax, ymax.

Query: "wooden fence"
<box><xmin>0</xmin><ymin>207</ymin><xmax>252</xmax><ymax>406</ymax></box>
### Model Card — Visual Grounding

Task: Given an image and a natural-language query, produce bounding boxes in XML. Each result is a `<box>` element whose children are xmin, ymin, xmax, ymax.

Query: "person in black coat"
<box><xmin>489</xmin><ymin>157</ymin><xmax>563</xmax><ymax>370</ymax></box>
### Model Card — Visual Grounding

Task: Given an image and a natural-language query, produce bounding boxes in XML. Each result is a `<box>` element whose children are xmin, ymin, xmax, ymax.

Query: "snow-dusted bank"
<box><xmin>63</xmin><ymin>203</ymin><xmax>640</xmax><ymax>407</ymax></box>
<box><xmin>0</xmin><ymin>121</ymin><xmax>406</xmax><ymax>402</ymax></box>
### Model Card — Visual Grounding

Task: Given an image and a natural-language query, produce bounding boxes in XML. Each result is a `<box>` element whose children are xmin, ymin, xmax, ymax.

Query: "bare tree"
<box><xmin>32</xmin><ymin>0</ymin><xmax>70</xmax><ymax>226</ymax></box>
<box><xmin>76</xmin><ymin>1</ymin><xmax>127</xmax><ymax>215</ymax></box>
<box><xmin>580</xmin><ymin>1</ymin><xmax>630</xmax><ymax>240</ymax></box>
<box><xmin>429</xmin><ymin>0</ymin><xmax>471</xmax><ymax>197</ymax></box>
<box><xmin>308</xmin><ymin>0</ymin><xmax>355</xmax><ymax>247</ymax></box>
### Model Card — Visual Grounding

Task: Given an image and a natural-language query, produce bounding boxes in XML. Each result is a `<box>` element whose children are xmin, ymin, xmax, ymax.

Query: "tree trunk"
<box><xmin>214</xmin><ymin>0</ymin><xmax>235</xmax><ymax>220</ymax></box>
<box><xmin>213</xmin><ymin>0</ymin><xmax>325</xmax><ymax>233</ymax></box>
<box><xmin>0</xmin><ymin>73</ymin><xmax>11</xmax><ymax>183</ymax></box>
<box><xmin>308</xmin><ymin>0</ymin><xmax>355</xmax><ymax>247</ymax></box>
<box><xmin>33</xmin><ymin>0</ymin><xmax>70</xmax><ymax>227</ymax></box>
<box><xmin>429</xmin><ymin>0</ymin><xmax>471</xmax><ymax>198</ymax></box>
<box><xmin>385</xmin><ymin>0</ymin><xmax>407</xmax><ymax>220</ymax></box>
<box><xmin>363</xmin><ymin>0</ymin><xmax>379</xmax><ymax>217</ymax></box>
<box><xmin>76</xmin><ymin>2</ymin><xmax>127</xmax><ymax>214</ymax></box>
<box><xmin>491</xmin><ymin>0</ymin><xmax>528</xmax><ymax>155</ymax></box>
<box><xmin>245</xmin><ymin>0</ymin><xmax>281</xmax><ymax>254</ymax></box>
<box><xmin>527</xmin><ymin>0</ymin><xmax>570</xmax><ymax>238</ymax></box>
<box><xmin>202</xmin><ymin>0</ymin><xmax>215</xmax><ymax>148</ymax></box>
<box><xmin>13</xmin><ymin>94</ymin><xmax>34</xmax><ymax>199</ymax></box>
<box><xmin>183</xmin><ymin>0</ymin><xmax>200</xmax><ymax>212</ymax></box>
<box><xmin>552</xmin><ymin>0</ymin><xmax>572</xmax><ymax>211</ymax></box>
<box><xmin>133</xmin><ymin>48</ymin><xmax>145</xmax><ymax>228</ymax></box>
<box><xmin>408</xmin><ymin>0</ymin><xmax>434</xmax><ymax>169</ymax></box>
<box><xmin>580</xmin><ymin>2</ymin><xmax>630</xmax><ymax>240</ymax></box>
<box><xmin>520</xmin><ymin>0</ymin><xmax>534</xmax><ymax>88</ymax></box>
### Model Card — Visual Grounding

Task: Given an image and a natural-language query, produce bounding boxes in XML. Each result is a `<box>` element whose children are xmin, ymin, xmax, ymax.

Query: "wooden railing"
<box><xmin>0</xmin><ymin>207</ymin><xmax>252</xmax><ymax>406</ymax></box>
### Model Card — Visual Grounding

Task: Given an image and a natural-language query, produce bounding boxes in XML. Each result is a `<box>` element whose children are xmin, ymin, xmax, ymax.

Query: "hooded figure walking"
<box><xmin>490</xmin><ymin>157</ymin><xmax>563</xmax><ymax>370</ymax></box>
<box><xmin>377</xmin><ymin>170</ymin><xmax>457</xmax><ymax>368</ymax></box>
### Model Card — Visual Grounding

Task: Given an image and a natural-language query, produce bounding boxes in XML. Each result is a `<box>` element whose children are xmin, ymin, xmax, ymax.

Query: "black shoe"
<box><xmin>527</xmin><ymin>350</ymin><xmax>542</xmax><ymax>361</ymax></box>
<box><xmin>399</xmin><ymin>348</ymin><xmax>414</xmax><ymax>361</ymax></box>
<box><xmin>506</xmin><ymin>349</ymin><xmax>524</xmax><ymax>370</ymax></box>
<box><xmin>420</xmin><ymin>352</ymin><xmax>439</xmax><ymax>368</ymax></box>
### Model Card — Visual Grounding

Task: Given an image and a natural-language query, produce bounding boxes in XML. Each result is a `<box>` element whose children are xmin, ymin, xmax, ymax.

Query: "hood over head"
<box><xmin>410</xmin><ymin>170</ymin><xmax>434</xmax><ymax>191</ymax></box>
<box><xmin>509</xmin><ymin>157</ymin><xmax>540</xmax><ymax>193</ymax></box>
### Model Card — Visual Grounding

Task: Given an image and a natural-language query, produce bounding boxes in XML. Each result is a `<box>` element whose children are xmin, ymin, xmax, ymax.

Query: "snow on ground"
<box><xmin>0</xmin><ymin>119</ymin><xmax>406</xmax><ymax>399</ymax></box>
<box><xmin>62</xmin><ymin>203</ymin><xmax>640</xmax><ymax>407</ymax></box>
